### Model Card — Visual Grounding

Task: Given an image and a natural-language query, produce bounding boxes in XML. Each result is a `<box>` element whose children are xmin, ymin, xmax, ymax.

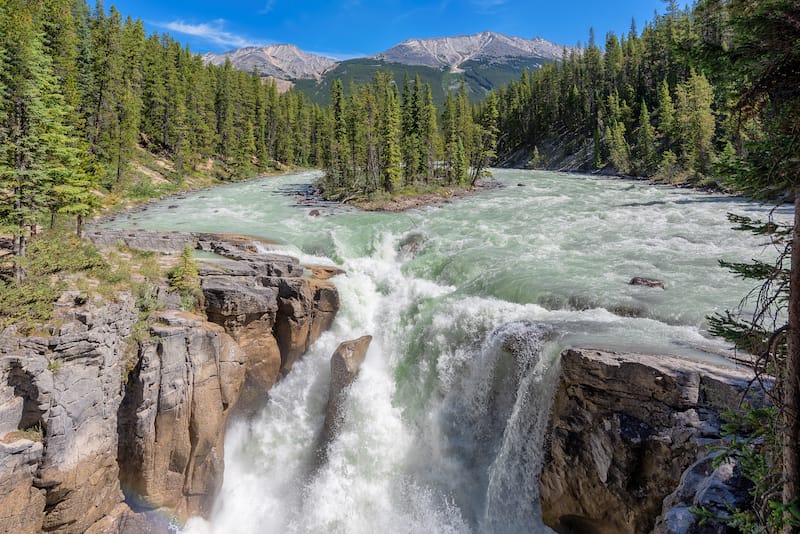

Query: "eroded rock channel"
<box><xmin>0</xmin><ymin>230</ymin><xmax>340</xmax><ymax>533</ymax></box>
<box><xmin>0</xmin><ymin>228</ymin><xmax>765</xmax><ymax>534</ymax></box>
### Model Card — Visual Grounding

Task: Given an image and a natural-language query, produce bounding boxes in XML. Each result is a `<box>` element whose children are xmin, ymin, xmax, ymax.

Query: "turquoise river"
<box><xmin>107</xmin><ymin>169</ymin><xmax>790</xmax><ymax>534</ymax></box>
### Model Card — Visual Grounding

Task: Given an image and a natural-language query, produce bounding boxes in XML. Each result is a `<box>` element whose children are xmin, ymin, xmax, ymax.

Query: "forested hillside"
<box><xmin>0</xmin><ymin>0</ymin><xmax>326</xmax><ymax>251</ymax></box>
<box><xmin>495</xmin><ymin>0</ymin><xmax>760</xmax><ymax>187</ymax></box>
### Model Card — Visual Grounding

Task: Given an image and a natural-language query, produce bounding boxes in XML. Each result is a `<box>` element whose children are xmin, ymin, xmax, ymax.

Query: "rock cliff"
<box><xmin>0</xmin><ymin>293</ymin><xmax>137</xmax><ymax>534</ymax></box>
<box><xmin>540</xmin><ymin>348</ymin><xmax>761</xmax><ymax>534</ymax></box>
<box><xmin>0</xmin><ymin>230</ymin><xmax>341</xmax><ymax>533</ymax></box>
<box><xmin>117</xmin><ymin>312</ymin><xmax>246</xmax><ymax>519</ymax></box>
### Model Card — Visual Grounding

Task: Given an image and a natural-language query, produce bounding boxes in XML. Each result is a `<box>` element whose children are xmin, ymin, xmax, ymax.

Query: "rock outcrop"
<box><xmin>117</xmin><ymin>311</ymin><xmax>246</xmax><ymax>520</ymax></box>
<box><xmin>630</xmin><ymin>277</ymin><xmax>666</xmax><ymax>289</ymax></box>
<box><xmin>114</xmin><ymin>232</ymin><xmax>341</xmax><ymax>518</ymax></box>
<box><xmin>319</xmin><ymin>336</ymin><xmax>372</xmax><ymax>456</ymax></box>
<box><xmin>540</xmin><ymin>348</ymin><xmax>759</xmax><ymax>534</ymax></box>
<box><xmin>0</xmin><ymin>294</ymin><xmax>137</xmax><ymax>534</ymax></box>
<box><xmin>0</xmin><ymin>230</ymin><xmax>341</xmax><ymax>533</ymax></box>
<box><xmin>654</xmin><ymin>455</ymin><xmax>752</xmax><ymax>534</ymax></box>
<box><xmin>198</xmin><ymin>239</ymin><xmax>340</xmax><ymax>411</ymax></box>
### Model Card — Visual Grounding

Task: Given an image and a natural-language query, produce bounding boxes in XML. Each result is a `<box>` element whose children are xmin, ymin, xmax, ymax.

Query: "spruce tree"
<box><xmin>634</xmin><ymin>100</ymin><xmax>657</xmax><ymax>175</ymax></box>
<box><xmin>380</xmin><ymin>85</ymin><xmax>402</xmax><ymax>193</ymax></box>
<box><xmin>419</xmin><ymin>83</ymin><xmax>439</xmax><ymax>183</ymax></box>
<box><xmin>0</xmin><ymin>1</ymin><xmax>91</xmax><ymax>277</ymax></box>
<box><xmin>657</xmin><ymin>78</ymin><xmax>676</xmax><ymax>151</ymax></box>
<box><xmin>719</xmin><ymin>3</ymin><xmax>800</xmax><ymax>529</ymax></box>
<box><xmin>471</xmin><ymin>91</ymin><xmax>499</xmax><ymax>185</ymax></box>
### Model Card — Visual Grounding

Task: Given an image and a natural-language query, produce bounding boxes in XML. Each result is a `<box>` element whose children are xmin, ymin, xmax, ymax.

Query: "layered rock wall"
<box><xmin>540</xmin><ymin>348</ymin><xmax>760</xmax><ymax>534</ymax></box>
<box><xmin>0</xmin><ymin>294</ymin><xmax>137</xmax><ymax>534</ymax></box>
<box><xmin>0</xmin><ymin>231</ymin><xmax>341</xmax><ymax>533</ymax></box>
<box><xmin>117</xmin><ymin>312</ymin><xmax>246</xmax><ymax>519</ymax></box>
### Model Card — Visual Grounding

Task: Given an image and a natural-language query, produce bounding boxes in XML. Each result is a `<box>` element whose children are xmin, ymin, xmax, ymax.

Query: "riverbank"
<box><xmin>91</xmin><ymin>160</ymin><xmax>309</xmax><ymax>224</ymax></box>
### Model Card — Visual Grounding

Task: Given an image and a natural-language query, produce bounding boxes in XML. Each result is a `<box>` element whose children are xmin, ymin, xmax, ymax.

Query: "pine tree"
<box><xmin>471</xmin><ymin>91</ymin><xmax>499</xmax><ymax>185</ymax></box>
<box><xmin>634</xmin><ymin>100</ymin><xmax>657</xmax><ymax>175</ymax></box>
<box><xmin>0</xmin><ymin>1</ymin><xmax>92</xmax><ymax>278</ymax></box>
<box><xmin>657</xmin><ymin>79</ymin><xmax>676</xmax><ymax>150</ymax></box>
<box><xmin>328</xmin><ymin>79</ymin><xmax>349</xmax><ymax>190</ymax></box>
<box><xmin>605</xmin><ymin>121</ymin><xmax>631</xmax><ymax>174</ymax></box>
<box><xmin>718</xmin><ymin>3</ymin><xmax>800</xmax><ymax>529</ymax></box>
<box><xmin>675</xmin><ymin>70</ymin><xmax>715</xmax><ymax>175</ymax></box>
<box><xmin>419</xmin><ymin>83</ymin><xmax>439</xmax><ymax>182</ymax></box>
<box><xmin>380</xmin><ymin>85</ymin><xmax>402</xmax><ymax>193</ymax></box>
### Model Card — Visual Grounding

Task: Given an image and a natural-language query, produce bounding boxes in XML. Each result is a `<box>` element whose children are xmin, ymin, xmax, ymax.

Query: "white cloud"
<box><xmin>159</xmin><ymin>19</ymin><xmax>263</xmax><ymax>49</ymax></box>
<box><xmin>260</xmin><ymin>0</ymin><xmax>277</xmax><ymax>14</ymax></box>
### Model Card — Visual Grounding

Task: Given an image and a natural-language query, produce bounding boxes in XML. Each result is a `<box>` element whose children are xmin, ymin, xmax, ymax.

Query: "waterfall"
<box><xmin>112</xmin><ymin>168</ymin><xmax>790</xmax><ymax>533</ymax></box>
<box><xmin>185</xmin><ymin>233</ymin><xmax>560</xmax><ymax>534</ymax></box>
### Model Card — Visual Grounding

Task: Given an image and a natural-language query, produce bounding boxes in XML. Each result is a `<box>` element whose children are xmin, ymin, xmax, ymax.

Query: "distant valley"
<box><xmin>203</xmin><ymin>31</ymin><xmax>569</xmax><ymax>104</ymax></box>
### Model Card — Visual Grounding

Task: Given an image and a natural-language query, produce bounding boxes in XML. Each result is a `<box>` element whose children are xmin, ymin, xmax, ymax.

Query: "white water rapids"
<box><xmin>107</xmin><ymin>169</ymin><xmax>791</xmax><ymax>533</ymax></box>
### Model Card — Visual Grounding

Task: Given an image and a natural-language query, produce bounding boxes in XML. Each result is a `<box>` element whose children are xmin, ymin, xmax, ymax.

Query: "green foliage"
<box><xmin>492</xmin><ymin>3</ymin><xmax>740</xmax><ymax>185</ymax></box>
<box><xmin>0</xmin><ymin>230</ymin><xmax>107</xmax><ymax>330</ymax></box>
<box><xmin>167</xmin><ymin>245</ymin><xmax>202</xmax><ymax>312</ymax></box>
<box><xmin>320</xmin><ymin>73</ymin><xmax>493</xmax><ymax>199</ymax></box>
<box><xmin>0</xmin><ymin>279</ymin><xmax>66</xmax><ymax>331</ymax></box>
<box><xmin>606</xmin><ymin>121</ymin><xmax>631</xmax><ymax>175</ymax></box>
<box><xmin>528</xmin><ymin>146</ymin><xmax>545</xmax><ymax>169</ymax></box>
<box><xmin>23</xmin><ymin>232</ymin><xmax>106</xmax><ymax>276</ymax></box>
<box><xmin>692</xmin><ymin>405</ymin><xmax>786</xmax><ymax>532</ymax></box>
<box><xmin>654</xmin><ymin>150</ymin><xmax>681</xmax><ymax>183</ymax></box>
<box><xmin>8</xmin><ymin>423</ymin><xmax>44</xmax><ymax>442</ymax></box>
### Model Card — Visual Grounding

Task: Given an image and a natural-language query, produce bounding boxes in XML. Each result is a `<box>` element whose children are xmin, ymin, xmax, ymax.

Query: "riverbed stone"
<box><xmin>629</xmin><ymin>276</ymin><xmax>666</xmax><ymax>289</ymax></box>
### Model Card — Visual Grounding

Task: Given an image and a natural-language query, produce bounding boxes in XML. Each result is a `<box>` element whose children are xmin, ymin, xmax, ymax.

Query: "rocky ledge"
<box><xmin>541</xmin><ymin>348</ymin><xmax>762</xmax><ymax>534</ymax></box>
<box><xmin>0</xmin><ymin>231</ymin><xmax>341</xmax><ymax>533</ymax></box>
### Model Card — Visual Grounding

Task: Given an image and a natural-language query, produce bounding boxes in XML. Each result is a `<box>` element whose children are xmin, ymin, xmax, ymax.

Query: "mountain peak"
<box><xmin>374</xmin><ymin>31</ymin><xmax>565</xmax><ymax>71</ymax></box>
<box><xmin>202</xmin><ymin>44</ymin><xmax>336</xmax><ymax>80</ymax></box>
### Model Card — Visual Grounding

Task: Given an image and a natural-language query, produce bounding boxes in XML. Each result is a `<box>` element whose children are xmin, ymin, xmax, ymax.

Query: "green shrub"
<box><xmin>167</xmin><ymin>246</ymin><xmax>203</xmax><ymax>312</ymax></box>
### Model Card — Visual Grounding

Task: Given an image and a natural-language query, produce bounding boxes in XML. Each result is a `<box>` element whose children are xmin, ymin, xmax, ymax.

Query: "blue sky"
<box><xmin>106</xmin><ymin>0</ymin><xmax>671</xmax><ymax>58</ymax></box>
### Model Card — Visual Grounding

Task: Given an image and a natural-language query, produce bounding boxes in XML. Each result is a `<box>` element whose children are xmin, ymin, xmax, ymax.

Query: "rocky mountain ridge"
<box><xmin>202</xmin><ymin>31</ymin><xmax>567</xmax><ymax>81</ymax></box>
<box><xmin>202</xmin><ymin>43</ymin><xmax>336</xmax><ymax>80</ymax></box>
<box><xmin>376</xmin><ymin>31</ymin><xmax>566</xmax><ymax>72</ymax></box>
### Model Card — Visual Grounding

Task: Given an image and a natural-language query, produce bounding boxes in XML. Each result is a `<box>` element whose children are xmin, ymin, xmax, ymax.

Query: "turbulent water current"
<box><xmin>107</xmin><ymin>169</ymin><xmax>791</xmax><ymax>533</ymax></box>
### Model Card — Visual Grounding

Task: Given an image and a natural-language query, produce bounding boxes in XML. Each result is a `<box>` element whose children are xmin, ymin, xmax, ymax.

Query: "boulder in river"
<box><xmin>629</xmin><ymin>276</ymin><xmax>665</xmax><ymax>289</ymax></box>
<box><xmin>318</xmin><ymin>336</ymin><xmax>372</xmax><ymax>459</ymax></box>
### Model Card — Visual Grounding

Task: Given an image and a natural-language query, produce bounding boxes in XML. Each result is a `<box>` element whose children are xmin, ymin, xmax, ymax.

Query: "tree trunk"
<box><xmin>76</xmin><ymin>214</ymin><xmax>84</xmax><ymax>238</ymax></box>
<box><xmin>116</xmin><ymin>141</ymin><xmax>123</xmax><ymax>184</ymax></box>
<box><xmin>13</xmin><ymin>233</ymin><xmax>26</xmax><ymax>284</ymax></box>
<box><xmin>785</xmin><ymin>189</ymin><xmax>800</xmax><ymax>533</ymax></box>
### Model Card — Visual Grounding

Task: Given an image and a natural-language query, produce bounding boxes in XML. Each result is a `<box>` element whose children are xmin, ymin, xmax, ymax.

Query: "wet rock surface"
<box><xmin>318</xmin><ymin>336</ymin><xmax>372</xmax><ymax>458</ymax></box>
<box><xmin>629</xmin><ymin>276</ymin><xmax>666</xmax><ymax>289</ymax></box>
